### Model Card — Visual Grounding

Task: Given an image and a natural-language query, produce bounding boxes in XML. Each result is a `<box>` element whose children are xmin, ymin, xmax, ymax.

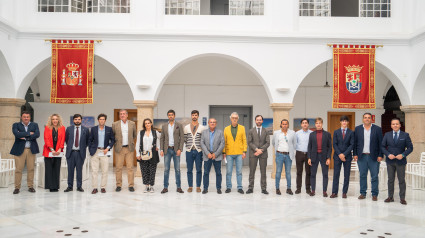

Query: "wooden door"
<box><xmin>113</xmin><ymin>109</ymin><xmax>138</xmax><ymax>167</ymax></box>
<box><xmin>327</xmin><ymin>112</ymin><xmax>355</xmax><ymax>169</ymax></box>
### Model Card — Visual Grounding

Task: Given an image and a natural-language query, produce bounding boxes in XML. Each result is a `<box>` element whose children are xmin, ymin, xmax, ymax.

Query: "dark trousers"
<box><xmin>296</xmin><ymin>151</ymin><xmax>311</xmax><ymax>191</ymax></box>
<box><xmin>387</xmin><ymin>163</ymin><xmax>406</xmax><ymax>199</ymax></box>
<box><xmin>67</xmin><ymin>151</ymin><xmax>84</xmax><ymax>188</ymax></box>
<box><xmin>248</xmin><ymin>156</ymin><xmax>267</xmax><ymax>190</ymax></box>
<box><xmin>139</xmin><ymin>160</ymin><xmax>157</xmax><ymax>186</ymax></box>
<box><xmin>332</xmin><ymin>158</ymin><xmax>352</xmax><ymax>194</ymax></box>
<box><xmin>310</xmin><ymin>153</ymin><xmax>329</xmax><ymax>192</ymax></box>
<box><xmin>44</xmin><ymin>157</ymin><xmax>61</xmax><ymax>190</ymax></box>
<box><xmin>203</xmin><ymin>159</ymin><xmax>222</xmax><ymax>190</ymax></box>
<box><xmin>186</xmin><ymin>149</ymin><xmax>203</xmax><ymax>188</ymax></box>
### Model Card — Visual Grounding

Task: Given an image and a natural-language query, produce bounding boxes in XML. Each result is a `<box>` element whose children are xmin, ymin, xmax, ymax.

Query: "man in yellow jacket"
<box><xmin>223</xmin><ymin>112</ymin><xmax>247</xmax><ymax>194</ymax></box>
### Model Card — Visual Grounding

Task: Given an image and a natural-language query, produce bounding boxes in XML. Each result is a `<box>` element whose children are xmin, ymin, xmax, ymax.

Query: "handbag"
<box><xmin>141</xmin><ymin>150</ymin><xmax>152</xmax><ymax>160</ymax></box>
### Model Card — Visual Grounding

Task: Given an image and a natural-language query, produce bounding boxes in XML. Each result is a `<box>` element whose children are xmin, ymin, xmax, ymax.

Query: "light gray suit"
<box><xmin>247</xmin><ymin>127</ymin><xmax>270</xmax><ymax>190</ymax></box>
<box><xmin>200</xmin><ymin>128</ymin><xmax>225</xmax><ymax>190</ymax></box>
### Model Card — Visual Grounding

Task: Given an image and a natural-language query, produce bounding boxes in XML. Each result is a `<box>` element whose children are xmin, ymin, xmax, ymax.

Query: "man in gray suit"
<box><xmin>160</xmin><ymin>109</ymin><xmax>185</xmax><ymax>194</ymax></box>
<box><xmin>246</xmin><ymin>115</ymin><xmax>270</xmax><ymax>194</ymax></box>
<box><xmin>200</xmin><ymin>118</ymin><xmax>225</xmax><ymax>194</ymax></box>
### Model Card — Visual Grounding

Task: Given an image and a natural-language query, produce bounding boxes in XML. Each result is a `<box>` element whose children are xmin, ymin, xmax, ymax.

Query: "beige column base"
<box><xmin>0</xmin><ymin>98</ymin><xmax>26</xmax><ymax>159</ymax></box>
<box><xmin>270</xmin><ymin>103</ymin><xmax>294</xmax><ymax>179</ymax></box>
<box><xmin>401</xmin><ymin>105</ymin><xmax>425</xmax><ymax>163</ymax></box>
<box><xmin>133</xmin><ymin>100</ymin><xmax>157</xmax><ymax>177</ymax></box>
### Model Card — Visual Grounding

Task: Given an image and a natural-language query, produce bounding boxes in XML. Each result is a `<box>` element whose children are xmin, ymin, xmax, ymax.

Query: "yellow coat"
<box><xmin>223</xmin><ymin>124</ymin><xmax>247</xmax><ymax>155</ymax></box>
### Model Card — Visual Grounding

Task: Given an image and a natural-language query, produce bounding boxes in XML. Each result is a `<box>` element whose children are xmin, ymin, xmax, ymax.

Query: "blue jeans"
<box><xmin>226</xmin><ymin>154</ymin><xmax>243</xmax><ymax>189</ymax></box>
<box><xmin>163</xmin><ymin>148</ymin><xmax>181</xmax><ymax>188</ymax></box>
<box><xmin>357</xmin><ymin>153</ymin><xmax>380</xmax><ymax>196</ymax></box>
<box><xmin>186</xmin><ymin>150</ymin><xmax>203</xmax><ymax>188</ymax></box>
<box><xmin>275</xmin><ymin>153</ymin><xmax>292</xmax><ymax>189</ymax></box>
<box><xmin>203</xmin><ymin>159</ymin><xmax>222</xmax><ymax>190</ymax></box>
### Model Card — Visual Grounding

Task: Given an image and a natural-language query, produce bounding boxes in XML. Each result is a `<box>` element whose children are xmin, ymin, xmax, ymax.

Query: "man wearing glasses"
<box><xmin>272</xmin><ymin>119</ymin><xmax>297</xmax><ymax>195</ymax></box>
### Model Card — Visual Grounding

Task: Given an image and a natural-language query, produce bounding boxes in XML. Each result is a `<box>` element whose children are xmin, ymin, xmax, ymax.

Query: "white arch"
<box><xmin>412</xmin><ymin>65</ymin><xmax>425</xmax><ymax>105</ymax></box>
<box><xmin>0</xmin><ymin>50</ymin><xmax>15</xmax><ymax>98</ymax></box>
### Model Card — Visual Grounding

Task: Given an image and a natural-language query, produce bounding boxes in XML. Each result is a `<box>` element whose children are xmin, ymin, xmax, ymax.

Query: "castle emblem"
<box><xmin>345</xmin><ymin>65</ymin><xmax>363</xmax><ymax>94</ymax></box>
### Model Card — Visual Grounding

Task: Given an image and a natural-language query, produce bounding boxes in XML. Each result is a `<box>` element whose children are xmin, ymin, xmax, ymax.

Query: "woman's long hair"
<box><xmin>46</xmin><ymin>114</ymin><xmax>64</xmax><ymax>129</ymax></box>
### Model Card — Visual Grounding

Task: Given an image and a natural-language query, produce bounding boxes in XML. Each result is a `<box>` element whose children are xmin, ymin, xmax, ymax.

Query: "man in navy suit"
<box><xmin>307</xmin><ymin>117</ymin><xmax>332</xmax><ymax>197</ymax></box>
<box><xmin>10</xmin><ymin>111</ymin><xmax>40</xmax><ymax>194</ymax></box>
<box><xmin>381</xmin><ymin>118</ymin><xmax>413</xmax><ymax>205</ymax></box>
<box><xmin>89</xmin><ymin>113</ymin><xmax>115</xmax><ymax>194</ymax></box>
<box><xmin>64</xmin><ymin>114</ymin><xmax>90</xmax><ymax>192</ymax></box>
<box><xmin>330</xmin><ymin>115</ymin><xmax>354</xmax><ymax>199</ymax></box>
<box><xmin>353</xmin><ymin>112</ymin><xmax>383</xmax><ymax>201</ymax></box>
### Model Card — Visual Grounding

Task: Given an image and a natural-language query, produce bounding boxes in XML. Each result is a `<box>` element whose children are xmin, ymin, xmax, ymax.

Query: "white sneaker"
<box><xmin>149</xmin><ymin>186</ymin><xmax>154</xmax><ymax>193</ymax></box>
<box><xmin>144</xmin><ymin>185</ymin><xmax>149</xmax><ymax>193</ymax></box>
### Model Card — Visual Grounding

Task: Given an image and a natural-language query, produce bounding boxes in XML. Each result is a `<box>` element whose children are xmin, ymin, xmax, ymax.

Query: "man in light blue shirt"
<box><xmin>295</xmin><ymin>118</ymin><xmax>313</xmax><ymax>194</ymax></box>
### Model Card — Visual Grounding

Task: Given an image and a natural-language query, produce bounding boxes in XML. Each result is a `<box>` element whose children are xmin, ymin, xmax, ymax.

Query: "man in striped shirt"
<box><xmin>184</xmin><ymin>110</ymin><xmax>206</xmax><ymax>193</ymax></box>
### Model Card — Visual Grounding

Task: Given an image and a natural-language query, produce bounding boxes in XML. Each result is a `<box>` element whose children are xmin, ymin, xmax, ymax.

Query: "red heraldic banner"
<box><xmin>332</xmin><ymin>45</ymin><xmax>376</xmax><ymax>109</ymax></box>
<box><xmin>50</xmin><ymin>40</ymin><xmax>94</xmax><ymax>104</ymax></box>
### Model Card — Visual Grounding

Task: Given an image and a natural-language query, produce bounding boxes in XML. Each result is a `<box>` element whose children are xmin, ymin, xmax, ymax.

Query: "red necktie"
<box><xmin>75</xmin><ymin>127</ymin><xmax>79</xmax><ymax>147</ymax></box>
<box><xmin>342</xmin><ymin>129</ymin><xmax>345</xmax><ymax>139</ymax></box>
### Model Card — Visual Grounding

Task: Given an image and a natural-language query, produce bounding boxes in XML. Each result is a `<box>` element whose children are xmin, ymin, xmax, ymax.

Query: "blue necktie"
<box><xmin>393</xmin><ymin>132</ymin><xmax>398</xmax><ymax>143</ymax></box>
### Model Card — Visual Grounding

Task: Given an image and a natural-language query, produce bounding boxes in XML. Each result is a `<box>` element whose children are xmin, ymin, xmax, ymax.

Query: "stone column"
<box><xmin>133</xmin><ymin>100</ymin><xmax>157</xmax><ymax>177</ymax></box>
<box><xmin>400</xmin><ymin>105</ymin><xmax>425</xmax><ymax>163</ymax></box>
<box><xmin>0</xmin><ymin>98</ymin><xmax>26</xmax><ymax>159</ymax></box>
<box><xmin>270</xmin><ymin>103</ymin><xmax>294</xmax><ymax>179</ymax></box>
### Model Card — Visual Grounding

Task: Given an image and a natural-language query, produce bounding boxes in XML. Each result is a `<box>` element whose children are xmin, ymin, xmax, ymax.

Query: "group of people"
<box><xmin>10</xmin><ymin>110</ymin><xmax>413</xmax><ymax>205</ymax></box>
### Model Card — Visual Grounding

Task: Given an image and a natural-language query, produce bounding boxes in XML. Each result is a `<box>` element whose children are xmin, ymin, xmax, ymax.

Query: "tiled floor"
<box><xmin>1</xmin><ymin>166</ymin><xmax>424</xmax><ymax>237</ymax></box>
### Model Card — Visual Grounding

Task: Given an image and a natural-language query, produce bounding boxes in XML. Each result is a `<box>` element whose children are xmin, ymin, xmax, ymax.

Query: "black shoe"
<box><xmin>276</xmin><ymin>189</ymin><xmax>281</xmax><ymax>195</ymax></box>
<box><xmin>202</xmin><ymin>190</ymin><xmax>208</xmax><ymax>194</ymax></box>
<box><xmin>116</xmin><ymin>186</ymin><xmax>121</xmax><ymax>192</ymax></box>
<box><xmin>225</xmin><ymin>188</ymin><xmax>231</xmax><ymax>193</ymax></box>
<box><xmin>129</xmin><ymin>187</ymin><xmax>135</xmax><ymax>192</ymax></box>
<box><xmin>217</xmin><ymin>189</ymin><xmax>222</xmax><ymax>194</ymax></box>
<box><xmin>238</xmin><ymin>189</ymin><xmax>244</xmax><ymax>194</ymax></box>
<box><xmin>286</xmin><ymin>189</ymin><xmax>293</xmax><ymax>195</ymax></box>
<box><xmin>64</xmin><ymin>187</ymin><xmax>73</xmax><ymax>192</ymax></box>
<box><xmin>295</xmin><ymin>189</ymin><xmax>301</xmax><ymax>194</ymax></box>
<box><xmin>13</xmin><ymin>188</ymin><xmax>19</xmax><ymax>194</ymax></box>
<box><xmin>262</xmin><ymin>190</ymin><xmax>269</xmax><ymax>195</ymax></box>
<box><xmin>51</xmin><ymin>189</ymin><xmax>59</xmax><ymax>192</ymax></box>
<box><xmin>306</xmin><ymin>189</ymin><xmax>311</xmax><ymax>195</ymax></box>
<box><xmin>28</xmin><ymin>188</ymin><xmax>36</xmax><ymax>193</ymax></box>
<box><xmin>246</xmin><ymin>189</ymin><xmax>253</xmax><ymax>194</ymax></box>
<box><xmin>77</xmin><ymin>187</ymin><xmax>84</xmax><ymax>192</ymax></box>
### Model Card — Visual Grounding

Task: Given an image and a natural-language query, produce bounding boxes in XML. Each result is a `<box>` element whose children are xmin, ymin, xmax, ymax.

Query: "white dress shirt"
<box><xmin>168</xmin><ymin>122</ymin><xmax>175</xmax><ymax>146</ymax></box>
<box><xmin>362</xmin><ymin>125</ymin><xmax>371</xmax><ymax>153</ymax></box>
<box><xmin>72</xmin><ymin>125</ymin><xmax>81</xmax><ymax>150</ymax></box>
<box><xmin>121</xmin><ymin>120</ymin><xmax>129</xmax><ymax>146</ymax></box>
<box><xmin>22</xmin><ymin>122</ymin><xmax>31</xmax><ymax>148</ymax></box>
<box><xmin>277</xmin><ymin>131</ymin><xmax>289</xmax><ymax>152</ymax></box>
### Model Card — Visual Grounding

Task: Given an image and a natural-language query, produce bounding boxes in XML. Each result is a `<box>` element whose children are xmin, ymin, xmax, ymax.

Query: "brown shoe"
<box><xmin>310</xmin><ymin>191</ymin><xmax>315</xmax><ymax>196</ymax></box>
<box><xmin>101</xmin><ymin>188</ymin><xmax>106</xmax><ymax>193</ymax></box>
<box><xmin>276</xmin><ymin>189</ymin><xmax>281</xmax><ymax>195</ymax></box>
<box><xmin>91</xmin><ymin>189</ymin><xmax>98</xmax><ymax>194</ymax></box>
<box><xmin>384</xmin><ymin>197</ymin><xmax>394</xmax><ymax>203</ymax></box>
<box><xmin>323</xmin><ymin>192</ymin><xmax>328</xmax><ymax>197</ymax></box>
<box><xmin>358</xmin><ymin>194</ymin><xmax>366</xmax><ymax>199</ymax></box>
<box><xmin>13</xmin><ymin>188</ymin><xmax>20</xmax><ymax>194</ymax></box>
<box><xmin>400</xmin><ymin>199</ymin><xmax>407</xmax><ymax>205</ymax></box>
<box><xmin>295</xmin><ymin>189</ymin><xmax>301</xmax><ymax>194</ymax></box>
<box><xmin>196</xmin><ymin>187</ymin><xmax>201</xmax><ymax>193</ymax></box>
<box><xmin>286</xmin><ymin>189</ymin><xmax>293</xmax><ymax>195</ymax></box>
<box><xmin>177</xmin><ymin>188</ymin><xmax>184</xmax><ymax>193</ymax></box>
<box><xmin>28</xmin><ymin>188</ymin><xmax>36</xmax><ymax>193</ymax></box>
<box><xmin>330</xmin><ymin>193</ymin><xmax>337</xmax><ymax>198</ymax></box>
<box><xmin>342</xmin><ymin>193</ymin><xmax>347</xmax><ymax>198</ymax></box>
<box><xmin>161</xmin><ymin>188</ymin><xmax>168</xmax><ymax>194</ymax></box>
<box><xmin>372</xmin><ymin>196</ymin><xmax>378</xmax><ymax>201</ymax></box>
<box><xmin>187</xmin><ymin>187</ymin><xmax>193</xmax><ymax>193</ymax></box>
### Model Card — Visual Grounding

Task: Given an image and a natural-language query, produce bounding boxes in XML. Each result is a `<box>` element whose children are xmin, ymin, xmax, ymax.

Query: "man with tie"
<box><xmin>64</xmin><ymin>114</ymin><xmax>90</xmax><ymax>192</ymax></box>
<box><xmin>307</xmin><ymin>117</ymin><xmax>332</xmax><ymax>197</ymax></box>
<box><xmin>295</xmin><ymin>118</ymin><xmax>313</xmax><ymax>194</ymax></box>
<box><xmin>112</xmin><ymin>109</ymin><xmax>137</xmax><ymax>192</ymax></box>
<box><xmin>330</xmin><ymin>115</ymin><xmax>354</xmax><ymax>199</ymax></box>
<box><xmin>354</xmin><ymin>112</ymin><xmax>383</xmax><ymax>201</ymax></box>
<box><xmin>89</xmin><ymin>113</ymin><xmax>115</xmax><ymax>194</ymax></box>
<box><xmin>160</xmin><ymin>109</ymin><xmax>185</xmax><ymax>194</ymax></box>
<box><xmin>381</xmin><ymin>118</ymin><xmax>413</xmax><ymax>205</ymax></box>
<box><xmin>200</xmin><ymin>118</ymin><xmax>225</xmax><ymax>194</ymax></box>
<box><xmin>10</xmin><ymin>111</ymin><xmax>40</xmax><ymax>194</ymax></box>
<box><xmin>247</xmin><ymin>115</ymin><xmax>270</xmax><ymax>194</ymax></box>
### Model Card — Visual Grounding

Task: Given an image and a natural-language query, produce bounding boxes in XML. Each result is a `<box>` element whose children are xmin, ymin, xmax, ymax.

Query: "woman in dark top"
<box><xmin>136</xmin><ymin>118</ymin><xmax>160</xmax><ymax>193</ymax></box>
<box><xmin>43</xmin><ymin>114</ymin><xmax>65</xmax><ymax>192</ymax></box>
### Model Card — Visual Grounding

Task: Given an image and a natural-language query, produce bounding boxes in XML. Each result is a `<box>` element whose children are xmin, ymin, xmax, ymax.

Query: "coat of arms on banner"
<box><xmin>61</xmin><ymin>62</ymin><xmax>83</xmax><ymax>86</ymax></box>
<box><xmin>345</xmin><ymin>65</ymin><xmax>363</xmax><ymax>94</ymax></box>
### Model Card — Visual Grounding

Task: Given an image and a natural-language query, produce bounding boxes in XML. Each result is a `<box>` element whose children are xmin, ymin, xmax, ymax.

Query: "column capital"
<box><xmin>400</xmin><ymin>105</ymin><xmax>425</xmax><ymax>113</ymax></box>
<box><xmin>0</xmin><ymin>98</ymin><xmax>26</xmax><ymax>107</ymax></box>
<box><xmin>270</xmin><ymin>103</ymin><xmax>294</xmax><ymax>111</ymax></box>
<box><xmin>133</xmin><ymin>100</ymin><xmax>157</xmax><ymax>108</ymax></box>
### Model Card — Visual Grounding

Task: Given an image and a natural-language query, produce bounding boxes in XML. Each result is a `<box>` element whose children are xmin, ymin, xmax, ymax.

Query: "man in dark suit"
<box><xmin>381</xmin><ymin>118</ymin><xmax>413</xmax><ymax>205</ymax></box>
<box><xmin>247</xmin><ymin>115</ymin><xmax>270</xmax><ymax>194</ymax></box>
<box><xmin>200</xmin><ymin>118</ymin><xmax>225</xmax><ymax>194</ymax></box>
<box><xmin>307</xmin><ymin>117</ymin><xmax>332</xmax><ymax>197</ymax></box>
<box><xmin>10</xmin><ymin>111</ymin><xmax>40</xmax><ymax>194</ymax></box>
<box><xmin>353</xmin><ymin>112</ymin><xmax>383</xmax><ymax>201</ymax></box>
<box><xmin>89</xmin><ymin>113</ymin><xmax>115</xmax><ymax>194</ymax></box>
<box><xmin>160</xmin><ymin>109</ymin><xmax>185</xmax><ymax>194</ymax></box>
<box><xmin>64</xmin><ymin>114</ymin><xmax>90</xmax><ymax>192</ymax></box>
<box><xmin>330</xmin><ymin>115</ymin><xmax>354</xmax><ymax>199</ymax></box>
